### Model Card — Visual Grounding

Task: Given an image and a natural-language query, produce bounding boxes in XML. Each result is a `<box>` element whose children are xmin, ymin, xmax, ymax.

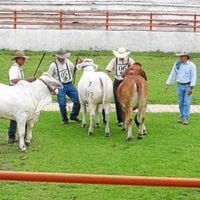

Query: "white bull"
<box><xmin>0</xmin><ymin>73</ymin><xmax>62</xmax><ymax>151</ymax></box>
<box><xmin>77</xmin><ymin>64</ymin><xmax>113</xmax><ymax>136</ymax></box>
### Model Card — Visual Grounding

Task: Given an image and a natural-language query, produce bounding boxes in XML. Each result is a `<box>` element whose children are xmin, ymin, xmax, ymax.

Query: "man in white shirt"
<box><xmin>48</xmin><ymin>49</ymin><xmax>81</xmax><ymax>124</ymax></box>
<box><xmin>8</xmin><ymin>51</ymin><xmax>36</xmax><ymax>143</ymax></box>
<box><xmin>165</xmin><ymin>51</ymin><xmax>197</xmax><ymax>125</ymax></box>
<box><xmin>105</xmin><ymin>47</ymin><xmax>135</xmax><ymax>126</ymax></box>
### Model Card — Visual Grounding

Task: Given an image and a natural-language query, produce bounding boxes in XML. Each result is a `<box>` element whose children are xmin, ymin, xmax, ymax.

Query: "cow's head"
<box><xmin>76</xmin><ymin>58</ymin><xmax>98</xmax><ymax>72</ymax></box>
<box><xmin>39</xmin><ymin>72</ymin><xmax>63</xmax><ymax>95</ymax></box>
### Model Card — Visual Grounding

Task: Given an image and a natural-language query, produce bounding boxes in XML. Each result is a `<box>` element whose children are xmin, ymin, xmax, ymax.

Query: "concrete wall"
<box><xmin>1</xmin><ymin>29</ymin><xmax>200</xmax><ymax>52</ymax></box>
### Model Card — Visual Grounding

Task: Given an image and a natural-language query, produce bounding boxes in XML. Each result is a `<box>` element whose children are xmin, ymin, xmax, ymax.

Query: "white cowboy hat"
<box><xmin>175</xmin><ymin>50</ymin><xmax>190</xmax><ymax>57</ymax></box>
<box><xmin>12</xmin><ymin>51</ymin><xmax>29</xmax><ymax>60</ymax></box>
<box><xmin>112</xmin><ymin>47</ymin><xmax>131</xmax><ymax>59</ymax></box>
<box><xmin>56</xmin><ymin>48</ymin><xmax>71</xmax><ymax>59</ymax></box>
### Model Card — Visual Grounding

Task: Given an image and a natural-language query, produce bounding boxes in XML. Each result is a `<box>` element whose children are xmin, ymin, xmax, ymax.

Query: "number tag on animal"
<box><xmin>116</xmin><ymin>64</ymin><xmax>128</xmax><ymax>76</ymax></box>
<box><xmin>59</xmin><ymin>69</ymin><xmax>72</xmax><ymax>83</ymax></box>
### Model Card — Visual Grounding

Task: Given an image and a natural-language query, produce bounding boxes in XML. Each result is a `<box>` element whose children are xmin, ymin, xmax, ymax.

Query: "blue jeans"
<box><xmin>177</xmin><ymin>84</ymin><xmax>192</xmax><ymax>120</ymax></box>
<box><xmin>57</xmin><ymin>82</ymin><xmax>80</xmax><ymax>122</ymax></box>
<box><xmin>8</xmin><ymin>120</ymin><xmax>17</xmax><ymax>140</ymax></box>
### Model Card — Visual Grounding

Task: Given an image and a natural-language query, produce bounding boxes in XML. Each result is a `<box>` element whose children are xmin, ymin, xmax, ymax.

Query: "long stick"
<box><xmin>33</xmin><ymin>52</ymin><xmax>46</xmax><ymax>76</ymax></box>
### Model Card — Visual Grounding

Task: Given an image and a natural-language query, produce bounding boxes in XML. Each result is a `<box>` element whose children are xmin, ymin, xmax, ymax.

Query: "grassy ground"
<box><xmin>0</xmin><ymin>50</ymin><xmax>200</xmax><ymax>104</ymax></box>
<box><xmin>0</xmin><ymin>112</ymin><xmax>200</xmax><ymax>200</ymax></box>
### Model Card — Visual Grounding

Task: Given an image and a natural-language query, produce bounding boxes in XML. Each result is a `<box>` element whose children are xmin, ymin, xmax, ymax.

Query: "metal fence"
<box><xmin>0</xmin><ymin>10</ymin><xmax>199</xmax><ymax>32</ymax></box>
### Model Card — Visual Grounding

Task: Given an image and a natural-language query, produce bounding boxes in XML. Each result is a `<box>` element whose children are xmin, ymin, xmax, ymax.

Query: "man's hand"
<box><xmin>164</xmin><ymin>84</ymin><xmax>169</xmax><ymax>93</ymax></box>
<box><xmin>188</xmin><ymin>88</ymin><xmax>193</xmax><ymax>95</ymax></box>
<box><xmin>26</xmin><ymin>77</ymin><xmax>36</xmax><ymax>82</ymax></box>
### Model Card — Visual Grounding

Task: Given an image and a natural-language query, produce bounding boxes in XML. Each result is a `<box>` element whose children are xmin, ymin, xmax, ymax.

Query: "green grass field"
<box><xmin>0</xmin><ymin>112</ymin><xmax>200</xmax><ymax>200</ymax></box>
<box><xmin>0</xmin><ymin>50</ymin><xmax>200</xmax><ymax>199</ymax></box>
<box><xmin>0</xmin><ymin>50</ymin><xmax>200</xmax><ymax>104</ymax></box>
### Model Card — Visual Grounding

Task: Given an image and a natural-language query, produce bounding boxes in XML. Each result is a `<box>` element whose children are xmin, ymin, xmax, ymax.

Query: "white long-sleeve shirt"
<box><xmin>166</xmin><ymin>60</ymin><xmax>197</xmax><ymax>87</ymax></box>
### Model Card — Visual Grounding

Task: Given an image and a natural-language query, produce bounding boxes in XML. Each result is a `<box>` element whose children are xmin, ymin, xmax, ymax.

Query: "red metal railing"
<box><xmin>1</xmin><ymin>171</ymin><xmax>200</xmax><ymax>188</ymax></box>
<box><xmin>0</xmin><ymin>10</ymin><xmax>199</xmax><ymax>32</ymax></box>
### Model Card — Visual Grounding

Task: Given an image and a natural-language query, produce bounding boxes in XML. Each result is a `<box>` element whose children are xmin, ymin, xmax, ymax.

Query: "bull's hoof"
<box><xmin>143</xmin><ymin>131</ymin><xmax>148</xmax><ymax>136</ymax></box>
<box><xmin>96</xmin><ymin>123</ymin><xmax>100</xmax><ymax>128</ymax></box>
<box><xmin>127</xmin><ymin>137</ymin><xmax>133</xmax><ymax>141</ymax></box>
<box><xmin>81</xmin><ymin>124</ymin><xmax>87</xmax><ymax>128</ymax></box>
<box><xmin>137</xmin><ymin>135</ymin><xmax>143</xmax><ymax>140</ymax></box>
<box><xmin>25</xmin><ymin>142</ymin><xmax>30</xmax><ymax>146</ymax></box>
<box><xmin>88</xmin><ymin>132</ymin><xmax>93</xmax><ymax>136</ymax></box>
<box><xmin>21</xmin><ymin>146</ymin><xmax>27</xmax><ymax>152</ymax></box>
<box><xmin>105</xmin><ymin>132</ymin><xmax>110</xmax><ymax>137</ymax></box>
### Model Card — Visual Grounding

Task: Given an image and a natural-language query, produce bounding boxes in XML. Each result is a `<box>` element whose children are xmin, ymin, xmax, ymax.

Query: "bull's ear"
<box><xmin>141</xmin><ymin>70</ymin><xmax>148</xmax><ymax>81</ymax></box>
<box><xmin>42</xmin><ymin>72</ymin><xmax>52</xmax><ymax>78</ymax></box>
<box><xmin>76</xmin><ymin>63</ymin><xmax>82</xmax><ymax>70</ymax></box>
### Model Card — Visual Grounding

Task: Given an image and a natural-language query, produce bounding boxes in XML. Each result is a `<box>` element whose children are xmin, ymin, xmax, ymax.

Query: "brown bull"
<box><xmin>117</xmin><ymin>63</ymin><xmax>148</xmax><ymax>140</ymax></box>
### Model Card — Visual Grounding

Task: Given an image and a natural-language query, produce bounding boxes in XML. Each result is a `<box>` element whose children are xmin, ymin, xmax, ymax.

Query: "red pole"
<box><xmin>0</xmin><ymin>171</ymin><xmax>200</xmax><ymax>188</ymax></box>
<box><xmin>193</xmin><ymin>14</ymin><xmax>197</xmax><ymax>32</ymax></box>
<box><xmin>14</xmin><ymin>10</ymin><xmax>17</xmax><ymax>29</ymax></box>
<box><xmin>106</xmin><ymin>10</ymin><xmax>109</xmax><ymax>30</ymax></box>
<box><xmin>150</xmin><ymin>12</ymin><xmax>153</xmax><ymax>31</ymax></box>
<box><xmin>59</xmin><ymin>10</ymin><xmax>63</xmax><ymax>30</ymax></box>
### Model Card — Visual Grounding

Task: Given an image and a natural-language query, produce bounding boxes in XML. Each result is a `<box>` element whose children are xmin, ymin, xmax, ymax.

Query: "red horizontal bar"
<box><xmin>0</xmin><ymin>171</ymin><xmax>200</xmax><ymax>188</ymax></box>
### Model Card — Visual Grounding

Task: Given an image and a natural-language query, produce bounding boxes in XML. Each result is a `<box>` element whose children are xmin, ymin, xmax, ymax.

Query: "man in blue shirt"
<box><xmin>165</xmin><ymin>51</ymin><xmax>197</xmax><ymax>125</ymax></box>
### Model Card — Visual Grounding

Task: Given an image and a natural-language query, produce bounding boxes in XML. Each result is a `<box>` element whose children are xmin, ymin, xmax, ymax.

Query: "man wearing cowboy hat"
<box><xmin>165</xmin><ymin>50</ymin><xmax>197</xmax><ymax>125</ymax></box>
<box><xmin>105</xmin><ymin>47</ymin><xmax>135</xmax><ymax>126</ymax></box>
<box><xmin>8</xmin><ymin>51</ymin><xmax>36</xmax><ymax>143</ymax></box>
<box><xmin>48</xmin><ymin>48</ymin><xmax>81</xmax><ymax>124</ymax></box>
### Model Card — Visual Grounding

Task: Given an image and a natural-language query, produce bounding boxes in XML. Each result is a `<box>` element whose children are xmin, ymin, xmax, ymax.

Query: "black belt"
<box><xmin>177</xmin><ymin>82</ymin><xmax>190</xmax><ymax>85</ymax></box>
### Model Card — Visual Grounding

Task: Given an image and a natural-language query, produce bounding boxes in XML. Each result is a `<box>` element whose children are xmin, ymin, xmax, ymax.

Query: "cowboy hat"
<box><xmin>56</xmin><ymin>48</ymin><xmax>71</xmax><ymax>59</ymax></box>
<box><xmin>175</xmin><ymin>50</ymin><xmax>190</xmax><ymax>57</ymax></box>
<box><xmin>113</xmin><ymin>47</ymin><xmax>131</xmax><ymax>59</ymax></box>
<box><xmin>12</xmin><ymin>51</ymin><xmax>29</xmax><ymax>60</ymax></box>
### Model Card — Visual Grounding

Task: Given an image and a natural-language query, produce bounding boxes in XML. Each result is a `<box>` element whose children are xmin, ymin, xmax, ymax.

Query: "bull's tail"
<box><xmin>99</xmin><ymin>74</ymin><xmax>107</xmax><ymax>106</ymax></box>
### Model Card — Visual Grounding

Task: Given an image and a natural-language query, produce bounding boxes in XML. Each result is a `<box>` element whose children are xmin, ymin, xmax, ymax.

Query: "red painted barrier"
<box><xmin>0</xmin><ymin>171</ymin><xmax>200</xmax><ymax>188</ymax></box>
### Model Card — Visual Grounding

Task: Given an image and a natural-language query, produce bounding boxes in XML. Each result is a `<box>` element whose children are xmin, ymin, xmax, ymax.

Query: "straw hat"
<box><xmin>12</xmin><ymin>51</ymin><xmax>29</xmax><ymax>60</ymax></box>
<box><xmin>56</xmin><ymin>49</ymin><xmax>71</xmax><ymax>59</ymax></box>
<box><xmin>112</xmin><ymin>47</ymin><xmax>131</xmax><ymax>59</ymax></box>
<box><xmin>175</xmin><ymin>50</ymin><xmax>190</xmax><ymax>57</ymax></box>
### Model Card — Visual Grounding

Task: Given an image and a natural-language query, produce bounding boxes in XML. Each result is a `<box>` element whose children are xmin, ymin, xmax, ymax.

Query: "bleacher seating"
<box><xmin>0</xmin><ymin>0</ymin><xmax>200</xmax><ymax>13</ymax></box>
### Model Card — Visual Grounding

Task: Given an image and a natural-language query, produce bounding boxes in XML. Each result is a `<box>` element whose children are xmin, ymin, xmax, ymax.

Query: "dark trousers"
<box><xmin>113</xmin><ymin>79</ymin><xmax>123</xmax><ymax>123</ymax></box>
<box><xmin>8</xmin><ymin>120</ymin><xmax>17</xmax><ymax>140</ymax></box>
<box><xmin>57</xmin><ymin>82</ymin><xmax>80</xmax><ymax>122</ymax></box>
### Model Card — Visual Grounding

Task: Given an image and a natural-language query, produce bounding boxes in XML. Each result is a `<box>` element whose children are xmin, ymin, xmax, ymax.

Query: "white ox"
<box><xmin>77</xmin><ymin>63</ymin><xmax>113</xmax><ymax>136</ymax></box>
<box><xmin>0</xmin><ymin>73</ymin><xmax>62</xmax><ymax>151</ymax></box>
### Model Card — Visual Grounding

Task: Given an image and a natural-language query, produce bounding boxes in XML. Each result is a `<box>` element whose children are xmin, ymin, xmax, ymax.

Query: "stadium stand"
<box><xmin>0</xmin><ymin>0</ymin><xmax>200</xmax><ymax>12</ymax></box>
